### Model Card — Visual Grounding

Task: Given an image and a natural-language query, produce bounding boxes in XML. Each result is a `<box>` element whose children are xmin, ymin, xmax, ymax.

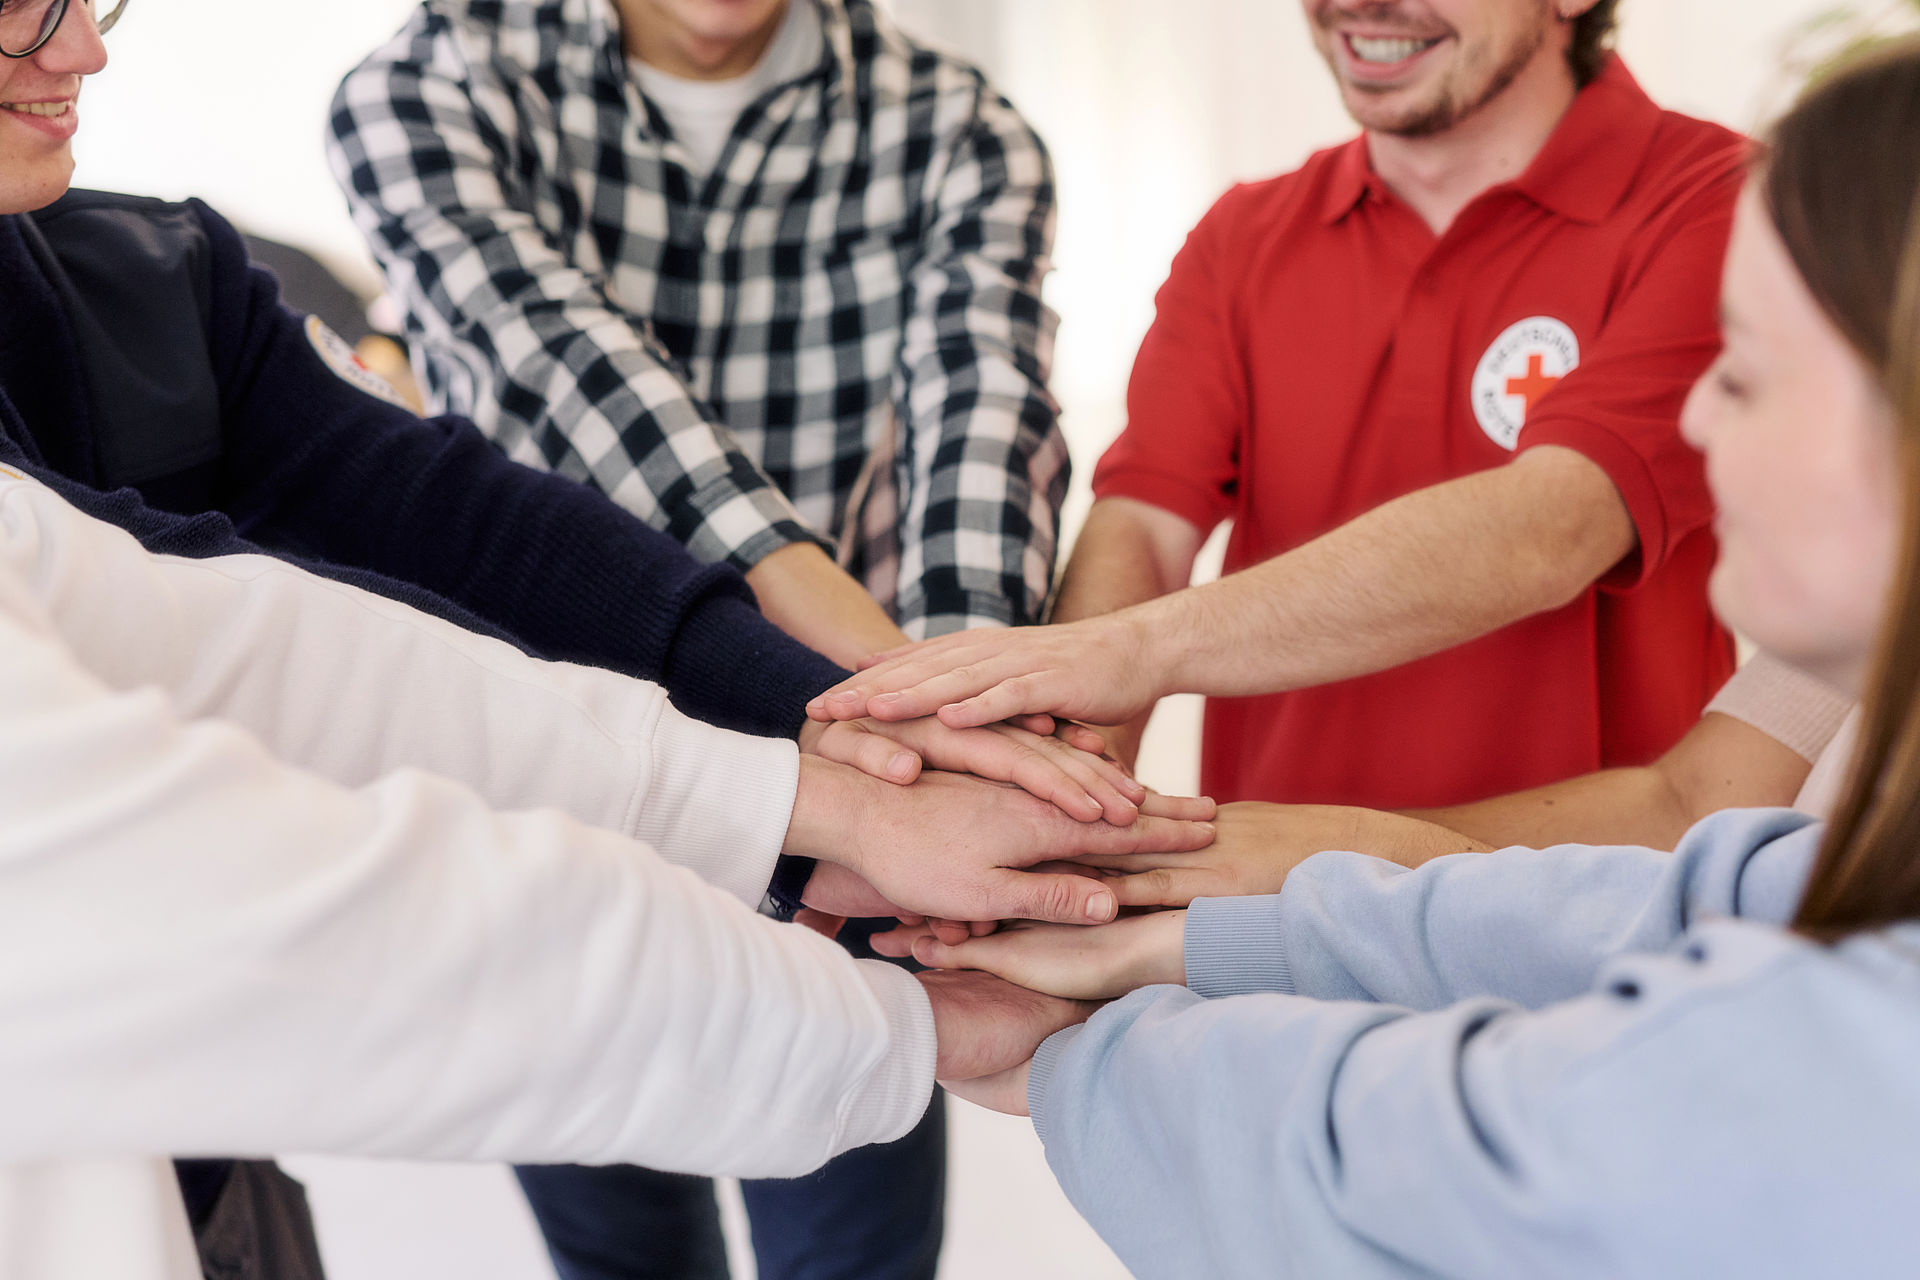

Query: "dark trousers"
<box><xmin>173</xmin><ymin>1159</ymin><xmax>328</xmax><ymax>1280</ymax></box>
<box><xmin>515</xmin><ymin>1096</ymin><xmax>945</xmax><ymax>1280</ymax></box>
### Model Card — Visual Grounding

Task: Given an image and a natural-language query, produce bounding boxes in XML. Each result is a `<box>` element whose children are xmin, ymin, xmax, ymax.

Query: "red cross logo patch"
<box><xmin>1470</xmin><ymin>316</ymin><xmax>1581</xmax><ymax>450</ymax></box>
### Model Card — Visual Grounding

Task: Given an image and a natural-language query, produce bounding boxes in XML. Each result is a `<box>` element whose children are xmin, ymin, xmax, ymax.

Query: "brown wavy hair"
<box><xmin>1767</xmin><ymin>37</ymin><xmax>1920</xmax><ymax>941</ymax></box>
<box><xmin>1569</xmin><ymin>0</ymin><xmax>1622</xmax><ymax>86</ymax></box>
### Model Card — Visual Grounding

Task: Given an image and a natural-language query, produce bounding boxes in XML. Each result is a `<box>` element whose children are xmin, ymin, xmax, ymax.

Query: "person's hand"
<box><xmin>941</xmin><ymin>1059</ymin><xmax>1033</xmax><ymax>1117</ymax></box>
<box><xmin>797</xmin><ymin>859</ymin><xmax>905</xmax><ymax>919</ymax></box>
<box><xmin>786</xmin><ymin>760</ymin><xmax>1215</xmax><ymax>926</ymax></box>
<box><xmin>1064</xmin><ymin>801</ymin><xmax>1494</xmax><ymax>908</ymax></box>
<box><xmin>804</xmin><ymin>615</ymin><xmax>1164</xmax><ymax>731</ymax></box>
<box><xmin>897</xmin><ymin>910</ymin><xmax>1187</xmax><ymax>1000</ymax></box>
<box><xmin>920</xmin><ymin>969</ymin><xmax>1098</xmax><ymax>1084</ymax></box>
<box><xmin>798</xmin><ymin>713</ymin><xmax>1146</xmax><ymax>824</ymax></box>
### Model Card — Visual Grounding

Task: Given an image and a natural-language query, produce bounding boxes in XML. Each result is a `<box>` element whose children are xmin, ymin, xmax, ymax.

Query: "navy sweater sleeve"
<box><xmin>190</xmin><ymin>201</ymin><xmax>846</xmax><ymax>738</ymax></box>
<box><xmin>0</xmin><ymin>426</ymin><xmax>514</xmax><ymax>645</ymax></box>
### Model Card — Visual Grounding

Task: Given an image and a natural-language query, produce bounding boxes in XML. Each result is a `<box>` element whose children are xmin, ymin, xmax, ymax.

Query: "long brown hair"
<box><xmin>1770</xmin><ymin>37</ymin><xmax>1920</xmax><ymax>940</ymax></box>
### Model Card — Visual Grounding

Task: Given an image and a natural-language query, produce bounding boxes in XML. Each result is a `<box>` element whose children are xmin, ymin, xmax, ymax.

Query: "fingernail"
<box><xmin>873</xmin><ymin>691</ymin><xmax>901</xmax><ymax>705</ymax></box>
<box><xmin>888</xmin><ymin>752</ymin><xmax>917</xmax><ymax>780</ymax></box>
<box><xmin>1086</xmin><ymin>892</ymin><xmax>1116</xmax><ymax>923</ymax></box>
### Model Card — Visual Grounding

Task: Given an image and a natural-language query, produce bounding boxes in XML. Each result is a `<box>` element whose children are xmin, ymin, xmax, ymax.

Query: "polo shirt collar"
<box><xmin>1319</xmin><ymin>55</ymin><xmax>1662</xmax><ymax>227</ymax></box>
<box><xmin>1512</xmin><ymin>56</ymin><xmax>1662</xmax><ymax>224</ymax></box>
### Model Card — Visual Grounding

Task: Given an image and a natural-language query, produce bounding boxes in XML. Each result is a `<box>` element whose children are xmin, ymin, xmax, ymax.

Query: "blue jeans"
<box><xmin>515</xmin><ymin>1096</ymin><xmax>945</xmax><ymax>1280</ymax></box>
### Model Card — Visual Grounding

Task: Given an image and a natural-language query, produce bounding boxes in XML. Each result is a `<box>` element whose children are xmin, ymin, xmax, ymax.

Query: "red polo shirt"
<box><xmin>1093</xmin><ymin>59</ymin><xmax>1742</xmax><ymax>808</ymax></box>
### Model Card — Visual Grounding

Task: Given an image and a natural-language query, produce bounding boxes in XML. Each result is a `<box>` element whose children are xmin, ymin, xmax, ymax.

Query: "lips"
<box><xmin>1</xmin><ymin>100</ymin><xmax>73</xmax><ymax>118</ymax></box>
<box><xmin>1336</xmin><ymin>30</ymin><xmax>1447</xmax><ymax>82</ymax></box>
<box><xmin>0</xmin><ymin>97</ymin><xmax>79</xmax><ymax>140</ymax></box>
<box><xmin>1347</xmin><ymin>34</ymin><xmax>1440</xmax><ymax>63</ymax></box>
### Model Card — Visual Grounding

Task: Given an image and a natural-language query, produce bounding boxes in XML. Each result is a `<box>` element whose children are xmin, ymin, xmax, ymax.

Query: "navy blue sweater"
<box><xmin>0</xmin><ymin>194</ymin><xmax>847</xmax><ymax>739</ymax></box>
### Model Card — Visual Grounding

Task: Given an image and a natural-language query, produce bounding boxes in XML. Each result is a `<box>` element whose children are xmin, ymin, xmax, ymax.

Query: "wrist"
<box><xmin>1119</xmin><ymin>599</ymin><xmax>1184</xmax><ymax>699</ymax></box>
<box><xmin>1126</xmin><ymin>909</ymin><xmax>1189</xmax><ymax>989</ymax></box>
<box><xmin>787</xmin><ymin>755</ymin><xmax>883</xmax><ymax>872</ymax></box>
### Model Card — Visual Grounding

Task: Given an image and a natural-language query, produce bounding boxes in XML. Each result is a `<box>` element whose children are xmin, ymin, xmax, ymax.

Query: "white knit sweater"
<box><xmin>0</xmin><ymin>469</ymin><xmax>934</xmax><ymax>1274</ymax></box>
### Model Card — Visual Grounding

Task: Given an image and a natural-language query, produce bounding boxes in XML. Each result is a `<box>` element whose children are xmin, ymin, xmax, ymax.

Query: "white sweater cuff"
<box><xmin>835</xmin><ymin>961</ymin><xmax>937</xmax><ymax>1153</ymax></box>
<box><xmin>628</xmin><ymin>705</ymin><xmax>800</xmax><ymax>907</ymax></box>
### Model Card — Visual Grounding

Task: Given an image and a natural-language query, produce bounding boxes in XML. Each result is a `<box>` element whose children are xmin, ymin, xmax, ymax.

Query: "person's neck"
<box><xmin>1367</xmin><ymin>51</ymin><xmax>1581</xmax><ymax>237</ymax></box>
<box><xmin>622</xmin><ymin>0</ymin><xmax>790</xmax><ymax>81</ymax></box>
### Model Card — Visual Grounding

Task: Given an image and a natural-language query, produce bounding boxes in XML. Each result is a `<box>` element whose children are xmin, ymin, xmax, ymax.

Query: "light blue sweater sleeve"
<box><xmin>1028</xmin><ymin>809</ymin><xmax>1920</xmax><ymax>1279</ymax></box>
<box><xmin>1183</xmin><ymin>807</ymin><xmax>1822</xmax><ymax>1009</ymax></box>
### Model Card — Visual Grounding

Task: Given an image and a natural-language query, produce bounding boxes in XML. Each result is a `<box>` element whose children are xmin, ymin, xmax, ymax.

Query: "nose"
<box><xmin>32</xmin><ymin>0</ymin><xmax>109</xmax><ymax>76</ymax></box>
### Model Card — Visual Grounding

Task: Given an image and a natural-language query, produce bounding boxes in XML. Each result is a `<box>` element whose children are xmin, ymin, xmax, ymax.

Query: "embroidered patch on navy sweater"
<box><xmin>304</xmin><ymin>315</ymin><xmax>411</xmax><ymax>411</ymax></box>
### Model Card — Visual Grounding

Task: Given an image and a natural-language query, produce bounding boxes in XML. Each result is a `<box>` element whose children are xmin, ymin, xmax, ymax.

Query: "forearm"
<box><xmin>1406</xmin><ymin>767</ymin><xmax>1696</xmax><ymax>852</ymax></box>
<box><xmin>890</xmin><ymin>93</ymin><xmax>1065</xmax><ymax>637</ymax></box>
<box><xmin>1034</xmin><ymin>926</ymin><xmax>1866</xmax><ymax>1280</ymax></box>
<box><xmin>1181</xmin><ymin>807</ymin><xmax>1823</xmax><ymax>1010</ymax></box>
<box><xmin>198</xmin><ymin>202</ymin><xmax>840</xmax><ymax>739</ymax></box>
<box><xmin>5</xmin><ymin>478</ymin><xmax>798</xmax><ymax>901</ymax></box>
<box><xmin>0</xmin><ymin>604</ymin><xmax>930</xmax><ymax>1175</ymax></box>
<box><xmin>1315</xmin><ymin>805</ymin><xmax>1497</xmax><ymax>869</ymax></box>
<box><xmin>1053</xmin><ymin>498</ymin><xmax>1201</xmax><ymax>623</ymax></box>
<box><xmin>1140</xmin><ymin>446</ymin><xmax>1635</xmax><ymax>698</ymax></box>
<box><xmin>1052</xmin><ymin>498</ymin><xmax>1204</xmax><ymax>762</ymax></box>
<box><xmin>748</xmin><ymin>542</ymin><xmax>908</xmax><ymax>668</ymax></box>
<box><xmin>1408</xmin><ymin>710</ymin><xmax>1818</xmax><ymax>852</ymax></box>
<box><xmin>329</xmin><ymin>51</ymin><xmax>813</xmax><ymax>575</ymax></box>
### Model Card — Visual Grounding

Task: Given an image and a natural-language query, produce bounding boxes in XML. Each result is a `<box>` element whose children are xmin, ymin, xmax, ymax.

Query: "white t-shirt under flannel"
<box><xmin>328</xmin><ymin>0</ymin><xmax>1067</xmax><ymax>636</ymax></box>
<box><xmin>627</xmin><ymin>0</ymin><xmax>824</xmax><ymax>179</ymax></box>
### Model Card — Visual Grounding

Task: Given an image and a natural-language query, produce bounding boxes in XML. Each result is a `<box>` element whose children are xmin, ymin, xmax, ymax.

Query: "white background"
<box><xmin>70</xmin><ymin>1</ymin><xmax>1856</xmax><ymax>1275</ymax></box>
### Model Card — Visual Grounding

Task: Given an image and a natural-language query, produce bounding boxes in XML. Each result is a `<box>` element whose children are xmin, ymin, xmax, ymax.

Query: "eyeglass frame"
<box><xmin>0</xmin><ymin>0</ymin><xmax>126</xmax><ymax>60</ymax></box>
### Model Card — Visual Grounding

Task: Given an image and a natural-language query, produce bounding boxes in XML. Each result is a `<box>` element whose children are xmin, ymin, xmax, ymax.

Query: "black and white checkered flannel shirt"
<box><xmin>327</xmin><ymin>0</ymin><xmax>1068</xmax><ymax>635</ymax></box>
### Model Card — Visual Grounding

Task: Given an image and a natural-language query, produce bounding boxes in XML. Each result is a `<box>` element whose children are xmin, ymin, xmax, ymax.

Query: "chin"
<box><xmin>1712</xmin><ymin>571</ymin><xmax>1863</xmax><ymax>693</ymax></box>
<box><xmin>675</xmin><ymin>0</ymin><xmax>783</xmax><ymax>39</ymax></box>
<box><xmin>1338</xmin><ymin>80</ymin><xmax>1455</xmax><ymax>137</ymax></box>
<box><xmin>0</xmin><ymin>159</ymin><xmax>74</xmax><ymax>217</ymax></box>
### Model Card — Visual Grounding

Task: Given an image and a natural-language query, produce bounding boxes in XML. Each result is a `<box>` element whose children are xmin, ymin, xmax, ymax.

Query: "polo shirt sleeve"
<box><xmin>1515</xmin><ymin>150</ymin><xmax>1745</xmax><ymax>589</ymax></box>
<box><xmin>1089</xmin><ymin>187</ymin><xmax>1252</xmax><ymax>534</ymax></box>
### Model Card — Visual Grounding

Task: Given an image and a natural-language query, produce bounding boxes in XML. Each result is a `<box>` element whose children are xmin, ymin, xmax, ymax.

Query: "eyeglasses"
<box><xmin>0</xmin><ymin>0</ymin><xmax>126</xmax><ymax>59</ymax></box>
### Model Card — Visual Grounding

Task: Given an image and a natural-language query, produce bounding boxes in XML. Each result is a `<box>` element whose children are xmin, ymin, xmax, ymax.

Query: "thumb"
<box><xmin>985</xmin><ymin>869</ymin><xmax>1117</xmax><ymax>926</ymax></box>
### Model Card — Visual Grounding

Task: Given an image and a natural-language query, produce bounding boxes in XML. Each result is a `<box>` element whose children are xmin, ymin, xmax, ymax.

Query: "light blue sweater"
<box><xmin>1029</xmin><ymin>808</ymin><xmax>1920</xmax><ymax>1279</ymax></box>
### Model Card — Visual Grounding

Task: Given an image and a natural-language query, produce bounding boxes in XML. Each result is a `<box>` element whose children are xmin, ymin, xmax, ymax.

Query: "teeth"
<box><xmin>2</xmin><ymin>101</ymin><xmax>71</xmax><ymax>118</ymax></box>
<box><xmin>1349</xmin><ymin>36</ymin><xmax>1437</xmax><ymax>64</ymax></box>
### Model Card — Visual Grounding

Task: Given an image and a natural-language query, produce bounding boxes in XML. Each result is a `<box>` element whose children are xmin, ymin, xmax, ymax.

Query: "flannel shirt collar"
<box><xmin>590</xmin><ymin>0</ymin><xmax>855</xmax><ymax>115</ymax></box>
<box><xmin>1319</xmin><ymin>55</ymin><xmax>1660</xmax><ymax>227</ymax></box>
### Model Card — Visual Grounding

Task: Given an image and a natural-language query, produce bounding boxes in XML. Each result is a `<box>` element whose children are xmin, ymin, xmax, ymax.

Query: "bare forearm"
<box><xmin>1406</xmin><ymin>711</ymin><xmax>1815</xmax><ymax>852</ymax></box>
<box><xmin>1330</xmin><ymin>806</ymin><xmax>1496</xmax><ymax>868</ymax></box>
<box><xmin>1053</xmin><ymin>498</ymin><xmax>1202</xmax><ymax>623</ymax></box>
<box><xmin>1139</xmin><ymin>446</ymin><xmax>1636</xmax><ymax>698</ymax></box>
<box><xmin>747</xmin><ymin>542</ymin><xmax>908</xmax><ymax>668</ymax></box>
<box><xmin>1405</xmin><ymin>768</ymin><xmax>1696</xmax><ymax>852</ymax></box>
<box><xmin>1051</xmin><ymin>500</ymin><xmax>1205</xmax><ymax>765</ymax></box>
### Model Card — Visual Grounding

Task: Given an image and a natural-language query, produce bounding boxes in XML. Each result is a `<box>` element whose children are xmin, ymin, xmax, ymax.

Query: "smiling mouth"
<box><xmin>1344</xmin><ymin>34</ymin><xmax>1443</xmax><ymax>65</ymax></box>
<box><xmin>1</xmin><ymin>101</ymin><xmax>73</xmax><ymax>118</ymax></box>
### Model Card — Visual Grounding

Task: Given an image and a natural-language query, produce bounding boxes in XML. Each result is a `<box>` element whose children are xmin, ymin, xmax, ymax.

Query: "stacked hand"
<box><xmin>786</xmin><ymin>764</ymin><xmax>1216</xmax><ymax>926</ymax></box>
<box><xmin>919</xmin><ymin>969</ymin><xmax>1101</xmax><ymax>1116</ymax></box>
<box><xmin>791</xmin><ymin>660</ymin><xmax>1480</xmax><ymax>1118</ymax></box>
<box><xmin>798</xmin><ymin>713</ymin><xmax>1136</xmax><ymax>824</ymax></box>
<box><xmin>806</xmin><ymin>615</ymin><xmax>1161</xmax><ymax>733</ymax></box>
<box><xmin>848</xmin><ymin>800</ymin><xmax>1493</xmax><ymax>1112</ymax></box>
